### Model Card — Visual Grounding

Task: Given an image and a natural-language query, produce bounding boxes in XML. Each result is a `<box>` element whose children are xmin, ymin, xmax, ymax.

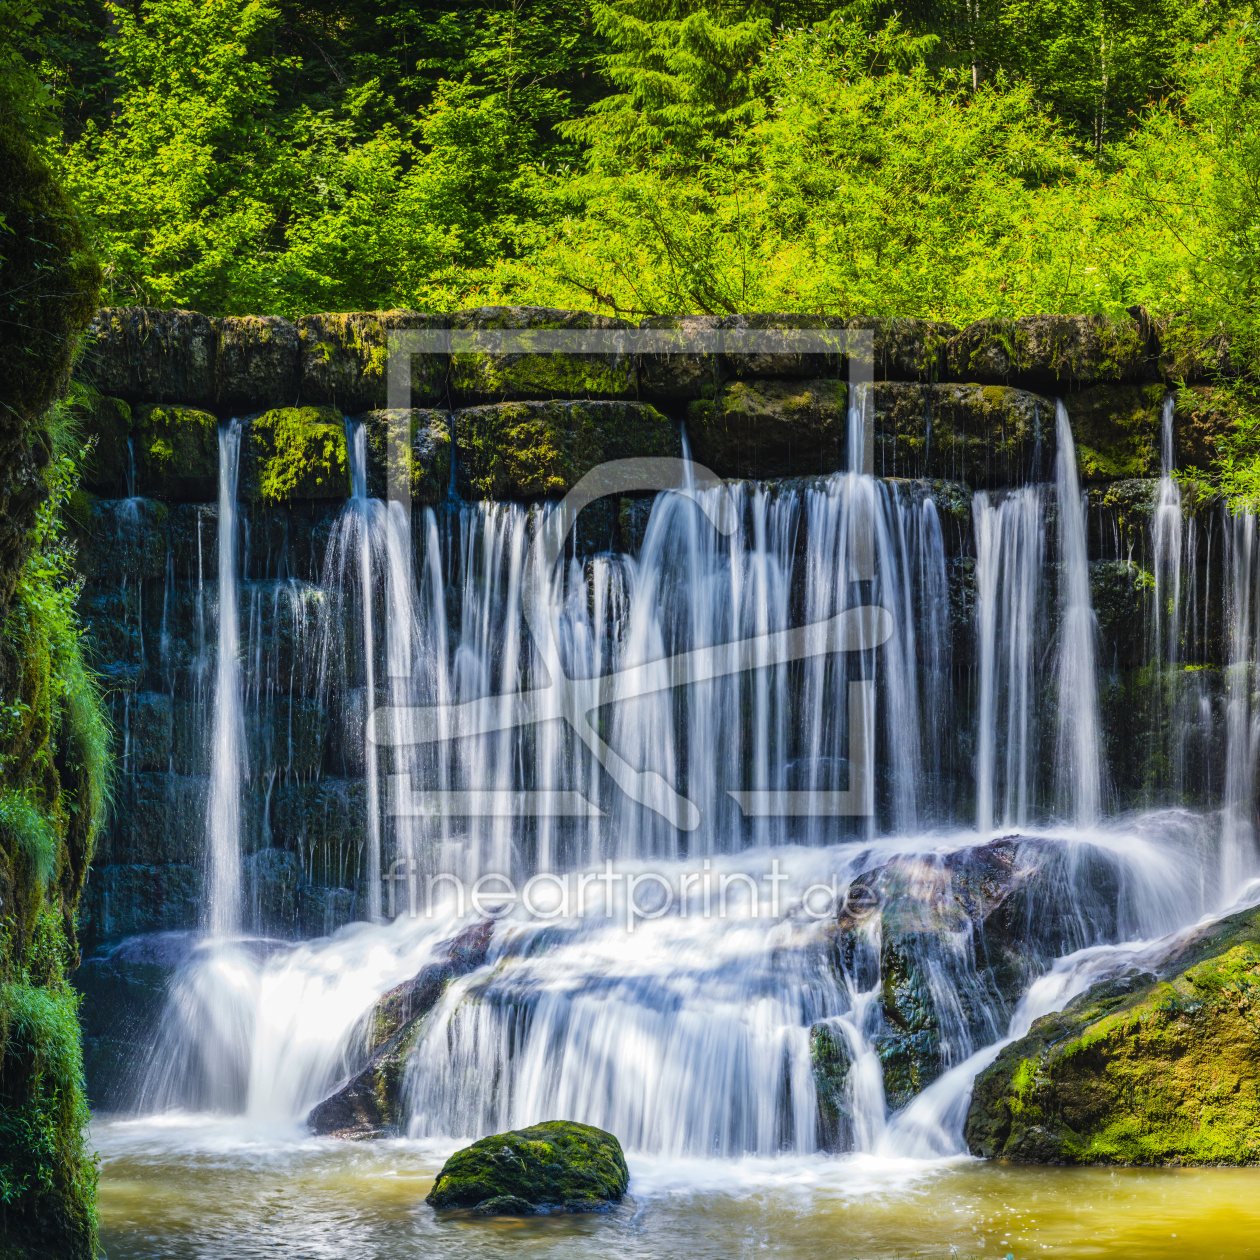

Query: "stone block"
<box><xmin>76</xmin><ymin>496</ymin><xmax>168</xmax><ymax>580</ymax></box>
<box><xmin>78</xmin><ymin>307</ymin><xmax>218</xmax><ymax>406</ymax></box>
<box><xmin>244</xmin><ymin>847</ymin><xmax>302</xmax><ymax>936</ymax></box>
<box><xmin>81</xmin><ymin>582</ymin><xmax>145</xmax><ymax>690</ymax></box>
<box><xmin>449</xmin><ymin>307</ymin><xmax>636</xmax><ymax>401</ymax></box>
<box><xmin>360</xmin><ymin>409</ymin><xmax>453</xmax><ymax>504</ymax></box>
<box><xmin>298</xmin><ymin>311</ymin><xmax>449</xmax><ymax>411</ymax></box>
<box><xmin>218</xmin><ymin>315</ymin><xmax>300</xmax><ymax>411</ymax></box>
<box><xmin>869</xmin><ymin>382</ymin><xmax>1054</xmax><ymax>485</ymax></box>
<box><xmin>132</xmin><ymin>404</ymin><xmax>220</xmax><ymax>500</ymax></box>
<box><xmin>637</xmin><ymin>314</ymin><xmax>725</xmax><ymax>400</ymax></box>
<box><xmin>455</xmin><ymin>400</ymin><xmax>679</xmax><ymax>500</ymax></box>
<box><xmin>1067</xmin><ymin>383</ymin><xmax>1166</xmax><ymax>482</ymax></box>
<box><xmin>946</xmin><ymin>313</ymin><xmax>1156</xmax><ymax>391</ymax></box>
<box><xmin>120</xmin><ymin>691</ymin><xmax>173</xmax><ymax>772</ymax></box>
<box><xmin>240</xmin><ymin>407</ymin><xmax>350</xmax><ymax>503</ymax></box>
<box><xmin>80</xmin><ymin>395</ymin><xmax>134</xmax><ymax>496</ymax></box>
<box><xmin>298</xmin><ymin>885</ymin><xmax>358</xmax><ymax>937</ymax></box>
<box><xmin>79</xmin><ymin>863</ymin><xmax>203</xmax><ymax>945</ymax></box>
<box><xmin>168</xmin><ymin>502</ymin><xmax>218</xmax><ymax>579</ymax></box>
<box><xmin>685</xmin><ymin>378</ymin><xmax>847</xmax><ymax>479</ymax></box>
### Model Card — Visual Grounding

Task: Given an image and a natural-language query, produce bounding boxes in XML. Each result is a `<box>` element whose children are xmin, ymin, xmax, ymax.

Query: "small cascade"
<box><xmin>1053</xmin><ymin>401</ymin><xmax>1103</xmax><ymax>826</ymax></box>
<box><xmin>1224</xmin><ymin>513</ymin><xmax>1260</xmax><ymax>883</ymax></box>
<box><xmin>973</xmin><ymin>487</ymin><xmax>1044</xmax><ymax>833</ymax></box>
<box><xmin>207</xmin><ymin>420</ymin><xmax>245</xmax><ymax>937</ymax></box>
<box><xmin>1153</xmin><ymin>393</ymin><xmax>1183</xmax><ymax>665</ymax></box>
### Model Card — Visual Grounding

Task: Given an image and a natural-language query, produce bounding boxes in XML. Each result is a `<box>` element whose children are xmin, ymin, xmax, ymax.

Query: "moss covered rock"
<box><xmin>75</xmin><ymin>497</ymin><xmax>169</xmax><ymax>580</ymax></box>
<box><xmin>869</xmin><ymin>383</ymin><xmax>1053</xmax><ymax>485</ymax></box>
<box><xmin>131</xmin><ymin>404</ymin><xmax>219</xmax><ymax>500</ymax></box>
<box><xmin>946</xmin><ymin>313</ymin><xmax>1156</xmax><ymax>391</ymax></box>
<box><xmin>450</xmin><ymin>306</ymin><xmax>636</xmax><ymax>402</ymax></box>
<box><xmin>298</xmin><ymin>311</ymin><xmax>448</xmax><ymax>412</ymax></box>
<box><xmin>79</xmin><ymin>307</ymin><xmax>216</xmax><ymax>407</ymax></box>
<box><xmin>426</xmin><ymin>1120</ymin><xmax>629</xmax><ymax>1214</ymax></box>
<box><xmin>1174</xmin><ymin>385</ymin><xmax>1246</xmax><ymax>472</ymax></box>
<box><xmin>1067</xmin><ymin>384</ymin><xmax>1167</xmax><ymax>481</ymax></box>
<box><xmin>242</xmin><ymin>407</ymin><xmax>349</xmax><ymax>503</ymax></box>
<box><xmin>80</xmin><ymin>395</ymin><xmax>134</xmax><ymax>496</ymax></box>
<box><xmin>360</xmin><ymin>409</ymin><xmax>452</xmax><ymax>504</ymax></box>
<box><xmin>455</xmin><ymin>400</ymin><xmax>678</xmax><ymax>500</ymax></box>
<box><xmin>966</xmin><ymin>905</ymin><xmax>1260</xmax><ymax>1165</ymax></box>
<box><xmin>218</xmin><ymin>314</ymin><xmax>300</xmax><ymax>411</ymax></box>
<box><xmin>686</xmin><ymin>378</ymin><xmax>846</xmax><ymax>479</ymax></box>
<box><xmin>637</xmin><ymin>313</ymin><xmax>725</xmax><ymax>400</ymax></box>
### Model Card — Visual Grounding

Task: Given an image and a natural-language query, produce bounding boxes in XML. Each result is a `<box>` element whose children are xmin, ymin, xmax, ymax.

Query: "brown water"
<box><xmin>94</xmin><ymin>1116</ymin><xmax>1260</xmax><ymax>1260</ymax></box>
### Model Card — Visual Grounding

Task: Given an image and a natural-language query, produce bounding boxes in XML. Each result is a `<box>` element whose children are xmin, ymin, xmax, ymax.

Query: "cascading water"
<box><xmin>1053</xmin><ymin>400</ymin><xmax>1103</xmax><ymax>826</ymax></box>
<box><xmin>126</xmin><ymin>406</ymin><xmax>1260</xmax><ymax>1174</ymax></box>
<box><xmin>207</xmin><ymin>420</ymin><xmax>245</xmax><ymax>937</ymax></box>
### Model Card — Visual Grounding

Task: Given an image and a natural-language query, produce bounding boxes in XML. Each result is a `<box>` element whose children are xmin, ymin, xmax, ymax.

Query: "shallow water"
<box><xmin>95</xmin><ymin>1116</ymin><xmax>1260</xmax><ymax>1260</ymax></box>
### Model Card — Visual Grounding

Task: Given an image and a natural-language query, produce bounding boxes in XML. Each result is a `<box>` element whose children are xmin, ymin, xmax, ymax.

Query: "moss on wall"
<box><xmin>242</xmin><ymin>407</ymin><xmax>350</xmax><ymax>503</ymax></box>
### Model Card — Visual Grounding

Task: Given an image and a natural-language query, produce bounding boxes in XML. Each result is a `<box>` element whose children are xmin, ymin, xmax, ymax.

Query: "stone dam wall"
<box><xmin>70</xmin><ymin>304</ymin><xmax>1235</xmax><ymax>951</ymax></box>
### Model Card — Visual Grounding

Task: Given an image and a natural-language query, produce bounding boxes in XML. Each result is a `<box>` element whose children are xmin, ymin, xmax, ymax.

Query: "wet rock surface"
<box><xmin>966</xmin><ymin>905</ymin><xmax>1260</xmax><ymax>1165</ymax></box>
<box><xmin>425</xmin><ymin>1120</ymin><xmax>629</xmax><ymax>1213</ymax></box>
<box><xmin>307</xmin><ymin>921</ymin><xmax>494</xmax><ymax>1138</ymax></box>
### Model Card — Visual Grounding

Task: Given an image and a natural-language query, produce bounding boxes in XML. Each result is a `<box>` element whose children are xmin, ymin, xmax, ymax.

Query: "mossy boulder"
<box><xmin>426</xmin><ymin>1120</ymin><xmax>629</xmax><ymax>1214</ymax></box>
<box><xmin>686</xmin><ymin>378</ymin><xmax>847</xmax><ymax>479</ymax></box>
<box><xmin>79</xmin><ymin>307</ymin><xmax>217</xmax><ymax>407</ymax></box>
<box><xmin>716</xmin><ymin>313</ymin><xmax>849</xmax><ymax>379</ymax></box>
<box><xmin>242</xmin><ymin>407</ymin><xmax>349</xmax><ymax>503</ymax></box>
<box><xmin>298</xmin><ymin>310</ymin><xmax>449</xmax><ymax>411</ymax></box>
<box><xmin>218</xmin><ymin>314</ymin><xmax>300</xmax><ymax>411</ymax></box>
<box><xmin>967</xmin><ymin>904</ymin><xmax>1260</xmax><ymax>1165</ymax></box>
<box><xmin>811</xmin><ymin>1021</ymin><xmax>854</xmax><ymax>1151</ymax></box>
<box><xmin>869</xmin><ymin>382</ymin><xmax>1053</xmax><ymax>485</ymax></box>
<box><xmin>1091</xmin><ymin>560</ymin><xmax>1153</xmax><ymax>670</ymax></box>
<box><xmin>360</xmin><ymin>409</ymin><xmax>452</xmax><ymax>504</ymax></box>
<box><xmin>946</xmin><ymin>313</ymin><xmax>1156</xmax><ymax>391</ymax></box>
<box><xmin>131</xmin><ymin>404</ymin><xmax>219</xmax><ymax>500</ymax></box>
<box><xmin>449</xmin><ymin>306</ymin><xmax>637</xmax><ymax>401</ymax></box>
<box><xmin>455</xmin><ymin>400</ymin><xmax>678</xmax><ymax>500</ymax></box>
<box><xmin>1067</xmin><ymin>383</ymin><xmax>1167</xmax><ymax>481</ymax></box>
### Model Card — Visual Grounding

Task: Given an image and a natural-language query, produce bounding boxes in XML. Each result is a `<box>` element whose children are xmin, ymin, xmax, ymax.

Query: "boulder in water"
<box><xmin>426</xmin><ymin>1121</ymin><xmax>629</xmax><ymax>1214</ymax></box>
<box><xmin>967</xmin><ymin>904</ymin><xmax>1260</xmax><ymax>1165</ymax></box>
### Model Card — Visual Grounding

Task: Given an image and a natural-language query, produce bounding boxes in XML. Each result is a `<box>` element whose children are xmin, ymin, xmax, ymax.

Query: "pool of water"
<box><xmin>94</xmin><ymin>1115</ymin><xmax>1260</xmax><ymax>1259</ymax></box>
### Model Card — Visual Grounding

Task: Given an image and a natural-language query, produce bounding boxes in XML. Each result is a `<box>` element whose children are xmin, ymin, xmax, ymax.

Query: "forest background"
<box><xmin>8</xmin><ymin>0</ymin><xmax>1260</xmax><ymax>482</ymax></box>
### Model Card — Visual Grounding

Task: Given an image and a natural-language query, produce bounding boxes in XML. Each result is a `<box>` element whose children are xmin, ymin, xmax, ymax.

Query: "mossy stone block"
<box><xmin>870</xmin><ymin>382</ymin><xmax>1053</xmax><ymax>486</ymax></box>
<box><xmin>1174</xmin><ymin>385</ymin><xmax>1247</xmax><ymax>472</ymax></box>
<box><xmin>79</xmin><ymin>863</ymin><xmax>203</xmax><ymax>946</ymax></box>
<box><xmin>119</xmin><ymin>691</ymin><xmax>173</xmax><ymax>773</ymax></box>
<box><xmin>686</xmin><ymin>378</ymin><xmax>847</xmax><ymax>479</ymax></box>
<box><xmin>638</xmin><ymin>313</ymin><xmax>725</xmax><ymax>400</ymax></box>
<box><xmin>967</xmin><ymin>903</ymin><xmax>1260</xmax><ymax>1165</ymax></box>
<box><xmin>450</xmin><ymin>306</ymin><xmax>637</xmax><ymax>401</ymax></box>
<box><xmin>456</xmin><ymin>400</ymin><xmax>679</xmax><ymax>500</ymax></box>
<box><xmin>1067</xmin><ymin>383</ymin><xmax>1167</xmax><ymax>481</ymax></box>
<box><xmin>78</xmin><ymin>307</ymin><xmax>217</xmax><ymax>406</ymax></box>
<box><xmin>243</xmin><ymin>406</ymin><xmax>349</xmax><ymax>503</ymax></box>
<box><xmin>81</xmin><ymin>395</ymin><xmax>134</xmax><ymax>496</ymax></box>
<box><xmin>132</xmin><ymin>404</ymin><xmax>220</xmax><ymax>500</ymax></box>
<box><xmin>426</xmin><ymin>1120</ymin><xmax>629</xmax><ymax>1213</ymax></box>
<box><xmin>360</xmin><ymin>409</ymin><xmax>452</xmax><ymax>504</ymax></box>
<box><xmin>298</xmin><ymin>310</ymin><xmax>449</xmax><ymax>411</ymax></box>
<box><xmin>80</xmin><ymin>582</ymin><xmax>145</xmax><ymax>690</ymax></box>
<box><xmin>947</xmin><ymin>314</ymin><xmax>1155</xmax><ymax>391</ymax></box>
<box><xmin>218</xmin><ymin>314</ymin><xmax>300</xmax><ymax>411</ymax></box>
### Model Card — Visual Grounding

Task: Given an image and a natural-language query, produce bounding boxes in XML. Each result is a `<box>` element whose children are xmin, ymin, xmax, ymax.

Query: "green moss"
<box><xmin>244</xmin><ymin>407</ymin><xmax>350</xmax><ymax>503</ymax></box>
<box><xmin>456</xmin><ymin>400</ymin><xmax>677</xmax><ymax>500</ymax></box>
<box><xmin>1068</xmin><ymin>384</ymin><xmax>1166</xmax><ymax>482</ymax></box>
<box><xmin>968</xmin><ymin>906</ymin><xmax>1260</xmax><ymax>1166</ymax></box>
<box><xmin>426</xmin><ymin>1120</ymin><xmax>629</xmax><ymax>1213</ymax></box>
<box><xmin>131</xmin><ymin>404</ymin><xmax>219</xmax><ymax>499</ymax></box>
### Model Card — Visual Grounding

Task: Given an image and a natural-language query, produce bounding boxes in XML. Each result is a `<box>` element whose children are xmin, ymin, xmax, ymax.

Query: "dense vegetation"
<box><xmin>1</xmin><ymin>12</ymin><xmax>111</xmax><ymax>1258</ymax></box>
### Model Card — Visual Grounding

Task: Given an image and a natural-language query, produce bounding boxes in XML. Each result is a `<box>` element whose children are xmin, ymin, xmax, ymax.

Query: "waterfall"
<box><xmin>973</xmin><ymin>487</ymin><xmax>1044</xmax><ymax>833</ymax></box>
<box><xmin>1224</xmin><ymin>513</ymin><xmax>1260</xmax><ymax>883</ymax></box>
<box><xmin>1153</xmin><ymin>393</ymin><xmax>1183</xmax><ymax>665</ymax></box>
<box><xmin>1053</xmin><ymin>401</ymin><xmax>1103</xmax><ymax>826</ymax></box>
<box><xmin>207</xmin><ymin>420</ymin><xmax>244</xmax><ymax>937</ymax></box>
